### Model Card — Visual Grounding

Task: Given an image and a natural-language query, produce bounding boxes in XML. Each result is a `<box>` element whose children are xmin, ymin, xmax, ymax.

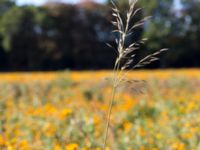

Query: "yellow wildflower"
<box><xmin>59</xmin><ymin>108</ymin><xmax>72</xmax><ymax>120</ymax></box>
<box><xmin>96</xmin><ymin>147</ymin><xmax>110</xmax><ymax>150</ymax></box>
<box><xmin>7</xmin><ymin>144</ymin><xmax>14</xmax><ymax>150</ymax></box>
<box><xmin>19</xmin><ymin>140</ymin><xmax>29</xmax><ymax>150</ymax></box>
<box><xmin>172</xmin><ymin>142</ymin><xmax>186</xmax><ymax>150</ymax></box>
<box><xmin>0</xmin><ymin>135</ymin><xmax>6</xmax><ymax>146</ymax></box>
<box><xmin>156</xmin><ymin>133</ymin><xmax>163</xmax><ymax>139</ymax></box>
<box><xmin>65</xmin><ymin>143</ymin><xmax>78</xmax><ymax>150</ymax></box>
<box><xmin>123</xmin><ymin>121</ymin><xmax>132</xmax><ymax>132</ymax></box>
<box><xmin>54</xmin><ymin>143</ymin><xmax>62</xmax><ymax>150</ymax></box>
<box><xmin>43</xmin><ymin>123</ymin><xmax>56</xmax><ymax>137</ymax></box>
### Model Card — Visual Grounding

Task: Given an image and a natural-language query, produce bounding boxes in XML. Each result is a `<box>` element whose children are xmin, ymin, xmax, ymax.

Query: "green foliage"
<box><xmin>0</xmin><ymin>6</ymin><xmax>25</xmax><ymax>50</ymax></box>
<box><xmin>140</xmin><ymin>0</ymin><xmax>200</xmax><ymax>67</ymax></box>
<box><xmin>0</xmin><ymin>0</ymin><xmax>15</xmax><ymax>17</ymax></box>
<box><xmin>0</xmin><ymin>6</ymin><xmax>42</xmax><ymax>70</ymax></box>
<box><xmin>0</xmin><ymin>0</ymin><xmax>200</xmax><ymax>70</ymax></box>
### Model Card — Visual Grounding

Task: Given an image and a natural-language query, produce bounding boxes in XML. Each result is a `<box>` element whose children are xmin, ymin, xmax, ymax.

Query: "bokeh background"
<box><xmin>0</xmin><ymin>0</ymin><xmax>199</xmax><ymax>71</ymax></box>
<box><xmin>1</xmin><ymin>0</ymin><xmax>200</xmax><ymax>150</ymax></box>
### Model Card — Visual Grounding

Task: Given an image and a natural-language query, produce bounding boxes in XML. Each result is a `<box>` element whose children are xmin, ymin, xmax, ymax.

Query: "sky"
<box><xmin>16</xmin><ymin>0</ymin><xmax>106</xmax><ymax>6</ymax></box>
<box><xmin>16</xmin><ymin>0</ymin><xmax>181</xmax><ymax>10</ymax></box>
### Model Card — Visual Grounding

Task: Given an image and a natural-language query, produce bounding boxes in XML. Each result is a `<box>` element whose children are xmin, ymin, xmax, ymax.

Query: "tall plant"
<box><xmin>103</xmin><ymin>0</ymin><xmax>168</xmax><ymax>149</ymax></box>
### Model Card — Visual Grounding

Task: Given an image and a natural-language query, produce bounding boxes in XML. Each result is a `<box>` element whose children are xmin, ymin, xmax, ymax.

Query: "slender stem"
<box><xmin>102</xmin><ymin>85</ymin><xmax>117</xmax><ymax>150</ymax></box>
<box><xmin>103</xmin><ymin>55</ymin><xmax>122</xmax><ymax>149</ymax></box>
<box><xmin>102</xmin><ymin>1</ymin><xmax>132</xmax><ymax>149</ymax></box>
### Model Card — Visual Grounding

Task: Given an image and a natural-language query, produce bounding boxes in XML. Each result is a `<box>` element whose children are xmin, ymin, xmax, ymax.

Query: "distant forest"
<box><xmin>0</xmin><ymin>0</ymin><xmax>200</xmax><ymax>71</ymax></box>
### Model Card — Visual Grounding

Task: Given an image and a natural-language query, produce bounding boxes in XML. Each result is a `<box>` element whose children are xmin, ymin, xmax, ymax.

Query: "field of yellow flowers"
<box><xmin>0</xmin><ymin>69</ymin><xmax>200</xmax><ymax>150</ymax></box>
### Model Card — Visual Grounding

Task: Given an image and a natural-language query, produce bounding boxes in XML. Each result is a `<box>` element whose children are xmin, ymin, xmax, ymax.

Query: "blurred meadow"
<box><xmin>1</xmin><ymin>70</ymin><xmax>200</xmax><ymax>150</ymax></box>
<box><xmin>1</xmin><ymin>0</ymin><xmax>200</xmax><ymax>150</ymax></box>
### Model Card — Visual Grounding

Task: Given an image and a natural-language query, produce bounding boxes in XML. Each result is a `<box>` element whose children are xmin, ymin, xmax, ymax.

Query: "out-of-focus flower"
<box><xmin>59</xmin><ymin>108</ymin><xmax>72</xmax><ymax>120</ymax></box>
<box><xmin>65</xmin><ymin>143</ymin><xmax>78</xmax><ymax>150</ymax></box>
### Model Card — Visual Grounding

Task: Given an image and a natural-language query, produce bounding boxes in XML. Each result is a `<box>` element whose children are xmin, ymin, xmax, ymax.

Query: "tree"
<box><xmin>45</xmin><ymin>1</ymin><xmax>116</xmax><ymax>69</ymax></box>
<box><xmin>174</xmin><ymin>0</ymin><xmax>200</xmax><ymax>67</ymax></box>
<box><xmin>0</xmin><ymin>38</ymin><xmax>7</xmax><ymax>71</ymax></box>
<box><xmin>0</xmin><ymin>6</ymin><xmax>50</xmax><ymax>70</ymax></box>
<box><xmin>0</xmin><ymin>0</ymin><xmax>15</xmax><ymax>17</ymax></box>
<box><xmin>0</xmin><ymin>0</ymin><xmax>15</xmax><ymax>70</ymax></box>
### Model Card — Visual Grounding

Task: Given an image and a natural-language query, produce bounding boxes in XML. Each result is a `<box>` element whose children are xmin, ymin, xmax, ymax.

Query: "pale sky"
<box><xmin>16</xmin><ymin>0</ymin><xmax>106</xmax><ymax>6</ymax></box>
<box><xmin>16</xmin><ymin>0</ymin><xmax>181</xmax><ymax>9</ymax></box>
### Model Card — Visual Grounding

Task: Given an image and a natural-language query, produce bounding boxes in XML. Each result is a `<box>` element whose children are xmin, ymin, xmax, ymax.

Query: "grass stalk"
<box><xmin>102</xmin><ymin>0</ymin><xmax>168</xmax><ymax>149</ymax></box>
<box><xmin>103</xmin><ymin>84</ymin><xmax>117</xmax><ymax>150</ymax></box>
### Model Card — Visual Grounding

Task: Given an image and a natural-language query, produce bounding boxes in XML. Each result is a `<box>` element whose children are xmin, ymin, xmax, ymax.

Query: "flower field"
<box><xmin>0</xmin><ymin>70</ymin><xmax>200</xmax><ymax>150</ymax></box>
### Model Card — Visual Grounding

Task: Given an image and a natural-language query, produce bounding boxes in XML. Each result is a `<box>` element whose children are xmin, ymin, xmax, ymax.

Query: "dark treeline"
<box><xmin>0</xmin><ymin>0</ymin><xmax>200</xmax><ymax>71</ymax></box>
